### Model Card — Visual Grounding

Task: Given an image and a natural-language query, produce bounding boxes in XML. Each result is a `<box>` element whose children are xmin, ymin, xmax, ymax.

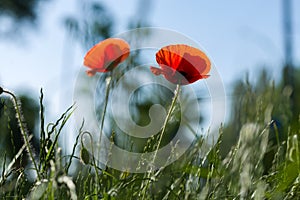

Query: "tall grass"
<box><xmin>0</xmin><ymin>83</ymin><xmax>299</xmax><ymax>199</ymax></box>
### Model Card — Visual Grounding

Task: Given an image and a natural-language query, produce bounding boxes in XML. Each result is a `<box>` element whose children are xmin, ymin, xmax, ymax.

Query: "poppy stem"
<box><xmin>98</xmin><ymin>72</ymin><xmax>113</xmax><ymax>165</ymax></box>
<box><xmin>141</xmin><ymin>84</ymin><xmax>181</xmax><ymax>198</ymax></box>
<box><xmin>152</xmin><ymin>84</ymin><xmax>181</xmax><ymax>166</ymax></box>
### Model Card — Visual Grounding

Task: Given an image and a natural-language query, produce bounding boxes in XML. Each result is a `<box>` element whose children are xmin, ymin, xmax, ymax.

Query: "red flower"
<box><xmin>84</xmin><ymin>38</ymin><xmax>130</xmax><ymax>76</ymax></box>
<box><xmin>150</xmin><ymin>44</ymin><xmax>211</xmax><ymax>85</ymax></box>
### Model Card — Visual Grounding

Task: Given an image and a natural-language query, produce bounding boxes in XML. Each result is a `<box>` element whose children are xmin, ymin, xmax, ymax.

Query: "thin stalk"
<box><xmin>3</xmin><ymin>89</ymin><xmax>41</xmax><ymax>180</ymax></box>
<box><xmin>141</xmin><ymin>84</ymin><xmax>180</xmax><ymax>199</ymax></box>
<box><xmin>39</xmin><ymin>88</ymin><xmax>46</xmax><ymax>169</ymax></box>
<box><xmin>98</xmin><ymin>72</ymin><xmax>113</xmax><ymax>155</ymax></box>
<box><xmin>66</xmin><ymin>120</ymin><xmax>85</xmax><ymax>173</ymax></box>
<box><xmin>81</xmin><ymin>131</ymin><xmax>101</xmax><ymax>196</ymax></box>
<box><xmin>0</xmin><ymin>135</ymin><xmax>33</xmax><ymax>184</ymax></box>
<box><xmin>152</xmin><ymin>84</ymin><xmax>180</xmax><ymax>164</ymax></box>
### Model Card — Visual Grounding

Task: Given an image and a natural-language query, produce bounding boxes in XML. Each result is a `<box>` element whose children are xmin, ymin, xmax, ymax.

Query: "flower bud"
<box><xmin>80</xmin><ymin>146</ymin><xmax>90</xmax><ymax>165</ymax></box>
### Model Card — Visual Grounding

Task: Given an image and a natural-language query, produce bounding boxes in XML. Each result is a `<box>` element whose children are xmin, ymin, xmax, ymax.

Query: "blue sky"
<box><xmin>0</xmin><ymin>0</ymin><xmax>299</xmax><ymax>119</ymax></box>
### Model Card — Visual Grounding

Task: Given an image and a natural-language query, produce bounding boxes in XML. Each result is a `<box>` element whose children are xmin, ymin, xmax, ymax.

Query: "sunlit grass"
<box><xmin>0</xmin><ymin>82</ymin><xmax>299</xmax><ymax>199</ymax></box>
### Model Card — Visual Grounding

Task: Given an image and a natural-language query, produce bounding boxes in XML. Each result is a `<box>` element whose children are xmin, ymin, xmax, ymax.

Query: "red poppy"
<box><xmin>150</xmin><ymin>44</ymin><xmax>211</xmax><ymax>84</ymax></box>
<box><xmin>84</xmin><ymin>38</ymin><xmax>130</xmax><ymax>76</ymax></box>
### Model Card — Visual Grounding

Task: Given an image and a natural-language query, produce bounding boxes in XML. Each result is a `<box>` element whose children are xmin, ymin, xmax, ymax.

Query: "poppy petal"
<box><xmin>150</xmin><ymin>66</ymin><xmax>164</xmax><ymax>75</ymax></box>
<box><xmin>154</xmin><ymin>44</ymin><xmax>211</xmax><ymax>84</ymax></box>
<box><xmin>200</xmin><ymin>75</ymin><xmax>210</xmax><ymax>79</ymax></box>
<box><xmin>83</xmin><ymin>38</ymin><xmax>130</xmax><ymax>76</ymax></box>
<box><xmin>86</xmin><ymin>69</ymin><xmax>97</xmax><ymax>76</ymax></box>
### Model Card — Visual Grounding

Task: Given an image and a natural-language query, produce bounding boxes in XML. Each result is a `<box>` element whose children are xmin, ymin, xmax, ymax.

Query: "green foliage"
<box><xmin>64</xmin><ymin>1</ymin><xmax>113</xmax><ymax>50</ymax></box>
<box><xmin>0</xmin><ymin>0</ymin><xmax>51</xmax><ymax>37</ymax></box>
<box><xmin>0</xmin><ymin>68</ymin><xmax>300</xmax><ymax>199</ymax></box>
<box><xmin>2</xmin><ymin>0</ymin><xmax>298</xmax><ymax>198</ymax></box>
<box><xmin>0</xmin><ymin>92</ymin><xmax>40</xmax><ymax>171</ymax></box>
<box><xmin>221</xmin><ymin>69</ymin><xmax>297</xmax><ymax>156</ymax></box>
<box><xmin>0</xmin><ymin>0</ymin><xmax>41</xmax><ymax>21</ymax></box>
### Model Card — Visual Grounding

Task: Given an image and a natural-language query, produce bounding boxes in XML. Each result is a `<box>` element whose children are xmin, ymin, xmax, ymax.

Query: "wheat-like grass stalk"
<box><xmin>2</xmin><ymin>88</ymin><xmax>41</xmax><ymax>180</ymax></box>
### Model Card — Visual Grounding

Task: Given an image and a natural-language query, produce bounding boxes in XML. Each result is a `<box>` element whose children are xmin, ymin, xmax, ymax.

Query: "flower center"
<box><xmin>178</xmin><ymin>70</ymin><xmax>188</xmax><ymax>77</ymax></box>
<box><xmin>175</xmin><ymin>70</ymin><xmax>189</xmax><ymax>84</ymax></box>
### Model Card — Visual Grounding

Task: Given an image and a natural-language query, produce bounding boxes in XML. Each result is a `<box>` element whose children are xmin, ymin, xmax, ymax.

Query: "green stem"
<box><xmin>81</xmin><ymin>131</ymin><xmax>101</xmax><ymax>194</ymax></box>
<box><xmin>98</xmin><ymin>72</ymin><xmax>113</xmax><ymax>159</ymax></box>
<box><xmin>3</xmin><ymin>89</ymin><xmax>41</xmax><ymax>180</ymax></box>
<box><xmin>152</xmin><ymin>84</ymin><xmax>181</xmax><ymax>164</ymax></box>
<box><xmin>141</xmin><ymin>84</ymin><xmax>180</xmax><ymax>199</ymax></box>
<box><xmin>99</xmin><ymin>74</ymin><xmax>113</xmax><ymax>146</ymax></box>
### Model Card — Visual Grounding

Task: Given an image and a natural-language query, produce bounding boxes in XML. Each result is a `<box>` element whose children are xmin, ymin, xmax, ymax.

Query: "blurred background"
<box><xmin>1</xmin><ymin>0</ymin><xmax>300</xmax><ymax>167</ymax></box>
<box><xmin>1</xmin><ymin>0</ymin><xmax>299</xmax><ymax>106</ymax></box>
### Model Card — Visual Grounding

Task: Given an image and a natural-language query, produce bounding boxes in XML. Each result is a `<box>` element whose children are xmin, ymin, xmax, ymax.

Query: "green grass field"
<box><xmin>0</xmin><ymin>70</ymin><xmax>299</xmax><ymax>200</ymax></box>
